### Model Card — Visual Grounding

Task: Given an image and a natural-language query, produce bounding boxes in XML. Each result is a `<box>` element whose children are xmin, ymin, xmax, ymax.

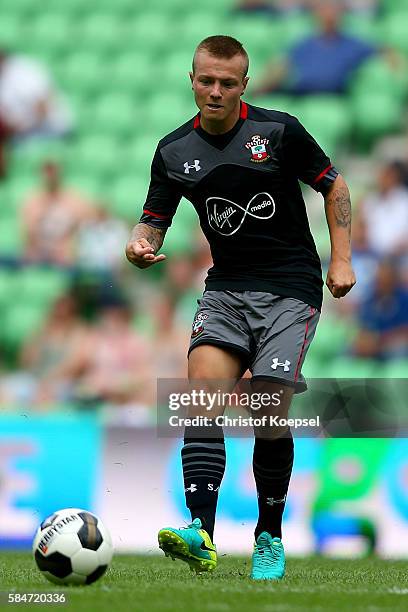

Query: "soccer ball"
<box><xmin>32</xmin><ymin>508</ymin><xmax>114</xmax><ymax>585</ymax></box>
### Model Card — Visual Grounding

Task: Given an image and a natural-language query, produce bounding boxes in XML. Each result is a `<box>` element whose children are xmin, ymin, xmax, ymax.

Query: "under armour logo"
<box><xmin>185</xmin><ymin>483</ymin><xmax>197</xmax><ymax>493</ymax></box>
<box><xmin>266</xmin><ymin>494</ymin><xmax>287</xmax><ymax>506</ymax></box>
<box><xmin>184</xmin><ymin>160</ymin><xmax>201</xmax><ymax>174</ymax></box>
<box><xmin>271</xmin><ymin>358</ymin><xmax>291</xmax><ymax>372</ymax></box>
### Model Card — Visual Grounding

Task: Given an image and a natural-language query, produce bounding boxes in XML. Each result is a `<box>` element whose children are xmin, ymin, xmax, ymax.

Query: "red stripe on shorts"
<box><xmin>294</xmin><ymin>306</ymin><xmax>315</xmax><ymax>383</ymax></box>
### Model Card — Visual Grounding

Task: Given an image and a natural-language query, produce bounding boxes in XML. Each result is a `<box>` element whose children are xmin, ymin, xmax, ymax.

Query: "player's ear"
<box><xmin>189</xmin><ymin>71</ymin><xmax>194</xmax><ymax>89</ymax></box>
<box><xmin>241</xmin><ymin>76</ymin><xmax>249</xmax><ymax>95</ymax></box>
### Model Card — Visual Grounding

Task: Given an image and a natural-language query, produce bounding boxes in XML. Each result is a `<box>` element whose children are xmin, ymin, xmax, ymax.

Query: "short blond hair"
<box><xmin>193</xmin><ymin>35</ymin><xmax>249</xmax><ymax>77</ymax></box>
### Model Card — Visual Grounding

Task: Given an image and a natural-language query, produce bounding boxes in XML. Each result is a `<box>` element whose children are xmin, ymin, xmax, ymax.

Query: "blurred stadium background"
<box><xmin>0</xmin><ymin>0</ymin><xmax>407</xmax><ymax>558</ymax></box>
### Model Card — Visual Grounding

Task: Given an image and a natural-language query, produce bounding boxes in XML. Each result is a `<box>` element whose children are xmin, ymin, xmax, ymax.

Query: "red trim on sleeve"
<box><xmin>193</xmin><ymin>115</ymin><xmax>200</xmax><ymax>128</ymax></box>
<box><xmin>143</xmin><ymin>209</ymin><xmax>170</xmax><ymax>220</ymax></box>
<box><xmin>313</xmin><ymin>164</ymin><xmax>332</xmax><ymax>184</ymax></box>
<box><xmin>240</xmin><ymin>101</ymin><xmax>248</xmax><ymax>119</ymax></box>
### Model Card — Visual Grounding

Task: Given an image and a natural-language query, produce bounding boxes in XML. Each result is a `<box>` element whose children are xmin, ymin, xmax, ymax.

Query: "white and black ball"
<box><xmin>33</xmin><ymin>508</ymin><xmax>113</xmax><ymax>585</ymax></box>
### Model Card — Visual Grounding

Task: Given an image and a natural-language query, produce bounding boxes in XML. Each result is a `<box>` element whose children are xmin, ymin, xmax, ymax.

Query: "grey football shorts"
<box><xmin>188</xmin><ymin>290</ymin><xmax>320</xmax><ymax>393</ymax></box>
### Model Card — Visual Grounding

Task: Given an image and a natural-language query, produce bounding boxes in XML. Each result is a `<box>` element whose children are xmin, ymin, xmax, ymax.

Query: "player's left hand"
<box><xmin>326</xmin><ymin>259</ymin><xmax>356</xmax><ymax>298</ymax></box>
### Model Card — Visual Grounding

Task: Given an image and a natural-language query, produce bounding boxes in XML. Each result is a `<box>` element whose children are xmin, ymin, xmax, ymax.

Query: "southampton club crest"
<box><xmin>245</xmin><ymin>134</ymin><xmax>270</xmax><ymax>163</ymax></box>
<box><xmin>191</xmin><ymin>312</ymin><xmax>208</xmax><ymax>338</ymax></box>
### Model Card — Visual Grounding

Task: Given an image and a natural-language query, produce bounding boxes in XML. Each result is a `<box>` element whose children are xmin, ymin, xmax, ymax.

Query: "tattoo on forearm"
<box><xmin>326</xmin><ymin>185</ymin><xmax>351</xmax><ymax>230</ymax></box>
<box><xmin>130</xmin><ymin>223</ymin><xmax>166</xmax><ymax>252</ymax></box>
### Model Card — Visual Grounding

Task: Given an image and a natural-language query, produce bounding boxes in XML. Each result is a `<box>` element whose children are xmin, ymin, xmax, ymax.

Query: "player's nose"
<box><xmin>209</xmin><ymin>83</ymin><xmax>222</xmax><ymax>98</ymax></box>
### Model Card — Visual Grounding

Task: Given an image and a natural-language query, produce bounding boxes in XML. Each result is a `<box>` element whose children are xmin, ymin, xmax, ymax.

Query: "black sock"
<box><xmin>181</xmin><ymin>426</ymin><xmax>225</xmax><ymax>541</ymax></box>
<box><xmin>253</xmin><ymin>433</ymin><xmax>294</xmax><ymax>540</ymax></box>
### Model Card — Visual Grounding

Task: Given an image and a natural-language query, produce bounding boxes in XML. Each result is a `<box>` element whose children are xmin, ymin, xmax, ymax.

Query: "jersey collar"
<box><xmin>193</xmin><ymin>102</ymin><xmax>248</xmax><ymax>150</ymax></box>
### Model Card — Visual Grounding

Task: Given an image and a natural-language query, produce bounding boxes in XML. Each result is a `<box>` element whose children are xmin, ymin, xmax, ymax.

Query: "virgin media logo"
<box><xmin>206</xmin><ymin>192</ymin><xmax>275</xmax><ymax>236</ymax></box>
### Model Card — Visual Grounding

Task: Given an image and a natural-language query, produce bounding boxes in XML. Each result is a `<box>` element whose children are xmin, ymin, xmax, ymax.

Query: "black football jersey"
<box><xmin>140</xmin><ymin>102</ymin><xmax>338</xmax><ymax>310</ymax></box>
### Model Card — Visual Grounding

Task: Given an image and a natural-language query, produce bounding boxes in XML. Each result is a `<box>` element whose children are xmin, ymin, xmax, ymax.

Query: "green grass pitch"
<box><xmin>1</xmin><ymin>552</ymin><xmax>408</xmax><ymax>611</ymax></box>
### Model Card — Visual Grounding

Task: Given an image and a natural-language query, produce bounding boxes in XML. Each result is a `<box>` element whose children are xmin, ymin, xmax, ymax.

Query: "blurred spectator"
<box><xmin>164</xmin><ymin>255</ymin><xmax>201</xmax><ymax>326</ymax></box>
<box><xmin>358</xmin><ymin>162</ymin><xmax>408</xmax><ymax>258</ymax></box>
<box><xmin>0</xmin><ymin>294</ymin><xmax>90</xmax><ymax>407</ymax></box>
<box><xmin>191</xmin><ymin>230</ymin><xmax>214</xmax><ymax>290</ymax></box>
<box><xmin>0</xmin><ymin>49</ymin><xmax>73</xmax><ymax>143</ymax></box>
<box><xmin>151</xmin><ymin>294</ymin><xmax>190</xmax><ymax>379</ymax></box>
<box><xmin>70</xmin><ymin>298</ymin><xmax>153</xmax><ymax>407</ymax></box>
<box><xmin>21</xmin><ymin>162</ymin><xmax>95</xmax><ymax>266</ymax></box>
<box><xmin>338</xmin><ymin>215</ymin><xmax>378</xmax><ymax>315</ymax></box>
<box><xmin>398</xmin><ymin>160</ymin><xmax>408</xmax><ymax>189</ymax></box>
<box><xmin>164</xmin><ymin>256</ymin><xmax>196</xmax><ymax>302</ymax></box>
<box><xmin>344</xmin><ymin>0</ymin><xmax>379</xmax><ymax>15</ymax></box>
<box><xmin>352</xmin><ymin>260</ymin><xmax>408</xmax><ymax>360</ymax></box>
<box><xmin>253</xmin><ymin>1</ymin><xmax>378</xmax><ymax>95</ymax></box>
<box><xmin>0</xmin><ymin>111</ymin><xmax>11</xmax><ymax>177</ymax></box>
<box><xmin>235</xmin><ymin>0</ymin><xmax>307</xmax><ymax>15</ymax></box>
<box><xmin>236</xmin><ymin>0</ymin><xmax>379</xmax><ymax>14</ymax></box>
<box><xmin>76</xmin><ymin>206</ymin><xmax>130</xmax><ymax>274</ymax></box>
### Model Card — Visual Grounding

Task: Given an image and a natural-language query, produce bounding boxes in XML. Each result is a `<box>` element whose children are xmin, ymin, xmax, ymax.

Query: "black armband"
<box><xmin>314</xmin><ymin>165</ymin><xmax>339</xmax><ymax>196</ymax></box>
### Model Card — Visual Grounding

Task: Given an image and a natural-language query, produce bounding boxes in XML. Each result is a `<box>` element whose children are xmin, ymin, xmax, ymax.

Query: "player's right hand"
<box><xmin>125</xmin><ymin>238</ymin><xmax>166</xmax><ymax>269</ymax></box>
